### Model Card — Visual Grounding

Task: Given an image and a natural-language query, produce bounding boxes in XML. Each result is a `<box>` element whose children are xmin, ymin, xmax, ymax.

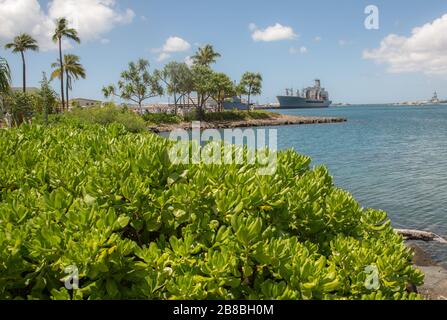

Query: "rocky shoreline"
<box><xmin>408</xmin><ymin>243</ymin><xmax>447</xmax><ymax>300</ymax></box>
<box><xmin>148</xmin><ymin>114</ymin><xmax>347</xmax><ymax>133</ymax></box>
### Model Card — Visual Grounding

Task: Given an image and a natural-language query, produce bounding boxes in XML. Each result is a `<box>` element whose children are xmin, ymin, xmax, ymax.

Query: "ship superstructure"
<box><xmin>277</xmin><ymin>79</ymin><xmax>332</xmax><ymax>109</ymax></box>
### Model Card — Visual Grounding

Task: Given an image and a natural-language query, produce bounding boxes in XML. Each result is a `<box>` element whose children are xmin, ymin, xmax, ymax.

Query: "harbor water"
<box><xmin>269</xmin><ymin>105</ymin><xmax>447</xmax><ymax>267</ymax></box>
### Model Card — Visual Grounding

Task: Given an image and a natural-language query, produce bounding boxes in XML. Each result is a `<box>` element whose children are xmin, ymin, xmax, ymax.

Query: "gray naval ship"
<box><xmin>277</xmin><ymin>79</ymin><xmax>332</xmax><ymax>109</ymax></box>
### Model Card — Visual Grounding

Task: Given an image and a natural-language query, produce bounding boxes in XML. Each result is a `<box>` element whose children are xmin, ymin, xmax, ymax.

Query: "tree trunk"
<box><xmin>58</xmin><ymin>38</ymin><xmax>65</xmax><ymax>112</ymax></box>
<box><xmin>199</xmin><ymin>94</ymin><xmax>205</xmax><ymax>120</ymax></box>
<box><xmin>66</xmin><ymin>71</ymin><xmax>70</xmax><ymax>110</ymax></box>
<box><xmin>395</xmin><ymin>229</ymin><xmax>447</xmax><ymax>244</ymax></box>
<box><xmin>247</xmin><ymin>84</ymin><xmax>253</xmax><ymax>111</ymax></box>
<box><xmin>21</xmin><ymin>51</ymin><xmax>26</xmax><ymax>93</ymax></box>
<box><xmin>173</xmin><ymin>90</ymin><xmax>177</xmax><ymax>115</ymax></box>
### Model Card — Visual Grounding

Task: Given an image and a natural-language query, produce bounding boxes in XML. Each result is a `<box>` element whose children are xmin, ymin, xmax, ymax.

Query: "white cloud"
<box><xmin>290</xmin><ymin>46</ymin><xmax>307</xmax><ymax>54</ymax></box>
<box><xmin>251</xmin><ymin>23</ymin><xmax>297</xmax><ymax>42</ymax></box>
<box><xmin>162</xmin><ymin>36</ymin><xmax>191</xmax><ymax>53</ymax></box>
<box><xmin>314</xmin><ymin>36</ymin><xmax>322</xmax><ymax>42</ymax></box>
<box><xmin>0</xmin><ymin>0</ymin><xmax>135</xmax><ymax>51</ymax></box>
<box><xmin>155</xmin><ymin>36</ymin><xmax>191</xmax><ymax>62</ymax></box>
<box><xmin>363</xmin><ymin>14</ymin><xmax>447</xmax><ymax>75</ymax></box>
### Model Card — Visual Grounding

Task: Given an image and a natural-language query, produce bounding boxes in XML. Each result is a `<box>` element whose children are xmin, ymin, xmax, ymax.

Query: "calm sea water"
<box><xmin>270</xmin><ymin>105</ymin><xmax>447</xmax><ymax>266</ymax></box>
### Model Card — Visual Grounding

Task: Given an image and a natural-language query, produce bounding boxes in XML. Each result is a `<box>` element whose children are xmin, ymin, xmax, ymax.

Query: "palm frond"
<box><xmin>0</xmin><ymin>57</ymin><xmax>11</xmax><ymax>92</ymax></box>
<box><xmin>4</xmin><ymin>33</ymin><xmax>39</xmax><ymax>53</ymax></box>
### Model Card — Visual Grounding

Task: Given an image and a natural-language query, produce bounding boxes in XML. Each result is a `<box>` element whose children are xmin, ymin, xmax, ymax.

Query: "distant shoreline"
<box><xmin>148</xmin><ymin>113</ymin><xmax>347</xmax><ymax>133</ymax></box>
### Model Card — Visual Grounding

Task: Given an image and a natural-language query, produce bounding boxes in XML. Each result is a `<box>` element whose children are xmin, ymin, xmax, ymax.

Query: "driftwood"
<box><xmin>395</xmin><ymin>229</ymin><xmax>447</xmax><ymax>244</ymax></box>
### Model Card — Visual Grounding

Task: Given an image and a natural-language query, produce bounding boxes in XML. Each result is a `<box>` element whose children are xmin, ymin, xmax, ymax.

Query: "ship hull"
<box><xmin>277</xmin><ymin>96</ymin><xmax>331</xmax><ymax>109</ymax></box>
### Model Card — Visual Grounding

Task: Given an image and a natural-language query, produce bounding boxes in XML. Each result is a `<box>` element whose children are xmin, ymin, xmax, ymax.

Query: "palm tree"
<box><xmin>4</xmin><ymin>34</ymin><xmax>39</xmax><ymax>93</ymax></box>
<box><xmin>192</xmin><ymin>44</ymin><xmax>221</xmax><ymax>66</ymax></box>
<box><xmin>0</xmin><ymin>57</ymin><xmax>11</xmax><ymax>94</ymax></box>
<box><xmin>51</xmin><ymin>54</ymin><xmax>86</xmax><ymax>108</ymax></box>
<box><xmin>52</xmin><ymin>18</ymin><xmax>81</xmax><ymax>110</ymax></box>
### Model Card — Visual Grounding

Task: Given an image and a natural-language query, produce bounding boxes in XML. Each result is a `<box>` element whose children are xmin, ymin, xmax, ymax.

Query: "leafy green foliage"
<box><xmin>209</xmin><ymin>73</ymin><xmax>235</xmax><ymax>112</ymax></box>
<box><xmin>154</xmin><ymin>62</ymin><xmax>192</xmax><ymax>113</ymax></box>
<box><xmin>102</xmin><ymin>59</ymin><xmax>163</xmax><ymax>112</ymax></box>
<box><xmin>191</xmin><ymin>44</ymin><xmax>221</xmax><ymax>67</ymax></box>
<box><xmin>0</xmin><ymin>123</ymin><xmax>424</xmax><ymax>300</ymax></box>
<box><xmin>43</xmin><ymin>104</ymin><xmax>147</xmax><ymax>133</ymax></box>
<box><xmin>183</xmin><ymin>110</ymin><xmax>274</xmax><ymax>122</ymax></box>
<box><xmin>36</xmin><ymin>73</ymin><xmax>59</xmax><ymax>118</ymax></box>
<box><xmin>0</xmin><ymin>57</ymin><xmax>11</xmax><ymax>94</ymax></box>
<box><xmin>142</xmin><ymin>112</ymin><xmax>182</xmax><ymax>125</ymax></box>
<box><xmin>1</xmin><ymin>91</ymin><xmax>35</xmax><ymax>126</ymax></box>
<box><xmin>240</xmin><ymin>72</ymin><xmax>263</xmax><ymax>109</ymax></box>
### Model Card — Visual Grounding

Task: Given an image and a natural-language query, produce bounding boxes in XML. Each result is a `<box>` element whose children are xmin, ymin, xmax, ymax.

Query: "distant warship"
<box><xmin>277</xmin><ymin>79</ymin><xmax>332</xmax><ymax>109</ymax></box>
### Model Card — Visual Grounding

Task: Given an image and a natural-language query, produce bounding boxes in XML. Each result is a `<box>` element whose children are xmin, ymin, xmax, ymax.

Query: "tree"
<box><xmin>51</xmin><ymin>54</ymin><xmax>86</xmax><ymax>109</ymax></box>
<box><xmin>52</xmin><ymin>18</ymin><xmax>81</xmax><ymax>111</ymax></box>
<box><xmin>102</xmin><ymin>59</ymin><xmax>163</xmax><ymax>114</ymax></box>
<box><xmin>189</xmin><ymin>65</ymin><xmax>215</xmax><ymax>119</ymax></box>
<box><xmin>0</xmin><ymin>57</ymin><xmax>11</xmax><ymax>94</ymax></box>
<box><xmin>3</xmin><ymin>91</ymin><xmax>34</xmax><ymax>126</ymax></box>
<box><xmin>4</xmin><ymin>34</ymin><xmax>39</xmax><ymax>93</ymax></box>
<box><xmin>210</xmin><ymin>73</ymin><xmax>235</xmax><ymax>112</ymax></box>
<box><xmin>240</xmin><ymin>72</ymin><xmax>263</xmax><ymax>111</ymax></box>
<box><xmin>0</xmin><ymin>58</ymin><xmax>11</xmax><ymax>123</ymax></box>
<box><xmin>155</xmin><ymin>62</ymin><xmax>192</xmax><ymax>115</ymax></box>
<box><xmin>192</xmin><ymin>44</ymin><xmax>221</xmax><ymax>66</ymax></box>
<box><xmin>39</xmin><ymin>72</ymin><xmax>58</xmax><ymax>124</ymax></box>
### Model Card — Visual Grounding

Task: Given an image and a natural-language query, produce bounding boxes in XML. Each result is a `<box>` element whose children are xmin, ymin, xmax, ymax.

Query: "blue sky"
<box><xmin>1</xmin><ymin>0</ymin><xmax>447</xmax><ymax>104</ymax></box>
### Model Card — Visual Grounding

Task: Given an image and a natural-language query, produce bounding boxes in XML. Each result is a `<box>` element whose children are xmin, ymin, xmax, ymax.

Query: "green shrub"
<box><xmin>246</xmin><ymin>110</ymin><xmax>275</xmax><ymax>120</ymax></box>
<box><xmin>183</xmin><ymin>110</ymin><xmax>275</xmax><ymax>122</ymax></box>
<box><xmin>143</xmin><ymin>112</ymin><xmax>182</xmax><ymax>125</ymax></box>
<box><xmin>0</xmin><ymin>123</ymin><xmax>424</xmax><ymax>300</ymax></box>
<box><xmin>42</xmin><ymin>104</ymin><xmax>147</xmax><ymax>133</ymax></box>
<box><xmin>182</xmin><ymin>110</ymin><xmax>199</xmax><ymax>122</ymax></box>
<box><xmin>204</xmin><ymin>110</ymin><xmax>248</xmax><ymax>121</ymax></box>
<box><xmin>1</xmin><ymin>91</ymin><xmax>36</xmax><ymax>126</ymax></box>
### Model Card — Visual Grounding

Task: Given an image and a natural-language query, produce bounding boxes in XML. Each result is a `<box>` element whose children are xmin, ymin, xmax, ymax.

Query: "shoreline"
<box><xmin>408</xmin><ymin>243</ymin><xmax>447</xmax><ymax>300</ymax></box>
<box><xmin>148</xmin><ymin>114</ymin><xmax>347</xmax><ymax>133</ymax></box>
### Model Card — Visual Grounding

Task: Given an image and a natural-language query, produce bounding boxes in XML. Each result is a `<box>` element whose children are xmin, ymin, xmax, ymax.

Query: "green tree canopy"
<box><xmin>39</xmin><ymin>72</ymin><xmax>58</xmax><ymax>123</ymax></box>
<box><xmin>4</xmin><ymin>33</ymin><xmax>39</xmax><ymax>93</ymax></box>
<box><xmin>192</xmin><ymin>44</ymin><xmax>221</xmax><ymax>66</ymax></box>
<box><xmin>103</xmin><ymin>59</ymin><xmax>163</xmax><ymax>113</ymax></box>
<box><xmin>51</xmin><ymin>54</ymin><xmax>86</xmax><ymax>108</ymax></box>
<box><xmin>189</xmin><ymin>65</ymin><xmax>215</xmax><ymax>119</ymax></box>
<box><xmin>0</xmin><ymin>57</ymin><xmax>11</xmax><ymax>95</ymax></box>
<box><xmin>155</xmin><ymin>62</ymin><xmax>192</xmax><ymax>114</ymax></box>
<box><xmin>240</xmin><ymin>72</ymin><xmax>263</xmax><ymax>111</ymax></box>
<box><xmin>209</xmin><ymin>72</ymin><xmax>235</xmax><ymax>112</ymax></box>
<box><xmin>2</xmin><ymin>91</ymin><xmax>34</xmax><ymax>126</ymax></box>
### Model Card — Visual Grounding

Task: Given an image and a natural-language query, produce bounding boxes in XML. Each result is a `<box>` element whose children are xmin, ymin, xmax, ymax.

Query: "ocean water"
<box><xmin>270</xmin><ymin>105</ymin><xmax>447</xmax><ymax>266</ymax></box>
